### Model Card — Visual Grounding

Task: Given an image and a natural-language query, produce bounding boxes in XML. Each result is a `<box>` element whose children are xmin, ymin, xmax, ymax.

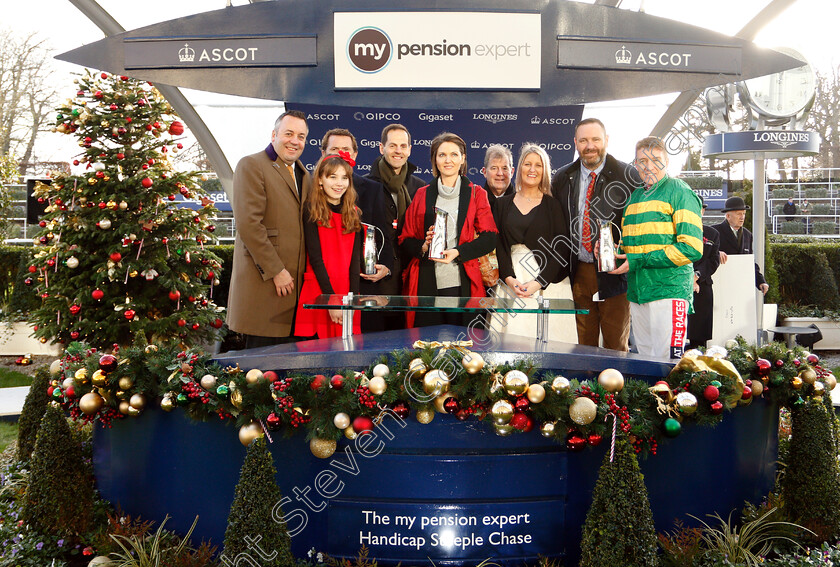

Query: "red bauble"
<box><xmin>443</xmin><ymin>396</ymin><xmax>460</xmax><ymax>414</ymax></box>
<box><xmin>266</xmin><ymin>413</ymin><xmax>282</xmax><ymax>430</ymax></box>
<box><xmin>455</xmin><ymin>408</ymin><xmax>470</xmax><ymax>421</ymax></box>
<box><xmin>710</xmin><ymin>401</ymin><xmax>724</xmax><ymax>415</ymax></box>
<box><xmin>100</xmin><ymin>72</ymin><xmax>108</xmax><ymax>79</ymax></box>
<box><xmin>28</xmin><ymin>265</ymin><xmax>37</xmax><ymax>273</ymax></box>
<box><xmin>98</xmin><ymin>202</ymin><xmax>107</xmax><ymax>209</ymax></box>
<box><xmin>742</xmin><ymin>386</ymin><xmax>753</xmax><ymax>400</ymax></box>
<box><xmin>352</xmin><ymin>416</ymin><xmax>374</xmax><ymax>434</ymax></box>
<box><xmin>168</xmin><ymin>290</ymin><xmax>181</xmax><ymax>301</ymax></box>
<box><xmin>109</xmin><ymin>252</ymin><xmax>122</xmax><ymax>262</ymax></box>
<box><xmin>263</xmin><ymin>370</ymin><xmax>278</xmax><ymax>382</ymax></box>
<box><xmin>99</xmin><ymin>354</ymin><xmax>118</xmax><ymax>373</ymax></box>
<box><xmin>69</xmin><ymin>304</ymin><xmax>81</xmax><ymax>315</ymax></box>
<box><xmin>91</xmin><ymin>289</ymin><xmax>105</xmax><ymax>301</ymax></box>
<box><xmin>587</xmin><ymin>433</ymin><xmax>603</xmax><ymax>446</ymax></box>
<box><xmin>66</xmin><ymin>386</ymin><xmax>75</xmax><ymax>398</ymax></box>
<box><xmin>24</xmin><ymin>278</ymin><xmax>32</xmax><ymax>286</ymax></box>
<box><xmin>391</xmin><ymin>401</ymin><xmax>410</xmax><ymax>419</ymax></box>
<box><xmin>191</xmin><ymin>323</ymin><xmax>200</xmax><ymax>330</ymax></box>
<box><xmin>775</xmin><ymin>359</ymin><xmax>784</xmax><ymax>368</ymax></box>
<box><xmin>510</xmin><ymin>411</ymin><xmax>529</xmax><ymax>431</ymax></box>
<box><xmin>565</xmin><ymin>431</ymin><xmax>586</xmax><ymax>452</ymax></box>
<box><xmin>124</xmin><ymin>309</ymin><xmax>135</xmax><ymax>320</ymax></box>
<box><xmin>311</xmin><ymin>374</ymin><xmax>327</xmax><ymax>390</ymax></box>
<box><xmin>794</xmin><ymin>359</ymin><xmax>801</xmax><ymax>367</ymax></box>
<box><xmin>703</xmin><ymin>385</ymin><xmax>719</xmax><ymax>402</ymax></box>
<box><xmin>807</xmin><ymin>353</ymin><xmax>820</xmax><ymax>365</ymax></box>
<box><xmin>116</xmin><ymin>153</ymin><xmax>125</xmax><ymax>160</ymax></box>
<box><xmin>210</xmin><ymin>318</ymin><xmax>224</xmax><ymax>329</ymax></box>
<box><xmin>756</xmin><ymin>359</ymin><xmax>772</xmax><ymax>376</ymax></box>
<box><xmin>70</xmin><ymin>331</ymin><xmax>80</xmax><ymax>340</ymax></box>
<box><xmin>330</xmin><ymin>374</ymin><xmax>345</xmax><ymax>389</ymax></box>
<box><xmin>514</xmin><ymin>396</ymin><xmax>530</xmax><ymax>411</ymax></box>
<box><xmin>169</xmin><ymin>121</ymin><xmax>185</xmax><ymax>136</ymax></box>
<box><xmin>141</xmin><ymin>177</ymin><xmax>153</xmax><ymax>188</ymax></box>
<box><xmin>177</xmin><ymin>318</ymin><xmax>187</xmax><ymax>327</ymax></box>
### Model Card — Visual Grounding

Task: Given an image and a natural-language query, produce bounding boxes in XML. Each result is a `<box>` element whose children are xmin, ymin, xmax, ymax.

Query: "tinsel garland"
<box><xmin>44</xmin><ymin>336</ymin><xmax>835</xmax><ymax>458</ymax></box>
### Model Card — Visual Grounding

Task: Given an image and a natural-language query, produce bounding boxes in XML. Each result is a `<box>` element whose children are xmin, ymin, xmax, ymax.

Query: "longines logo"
<box><xmin>472</xmin><ymin>113</ymin><xmax>517</xmax><ymax>124</ymax></box>
<box><xmin>347</xmin><ymin>27</ymin><xmax>393</xmax><ymax>73</ymax></box>
<box><xmin>753</xmin><ymin>131</ymin><xmax>810</xmax><ymax>149</ymax></box>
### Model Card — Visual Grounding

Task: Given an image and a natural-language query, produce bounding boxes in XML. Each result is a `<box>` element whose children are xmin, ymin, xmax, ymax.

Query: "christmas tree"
<box><xmin>28</xmin><ymin>70</ymin><xmax>224</xmax><ymax>348</ymax></box>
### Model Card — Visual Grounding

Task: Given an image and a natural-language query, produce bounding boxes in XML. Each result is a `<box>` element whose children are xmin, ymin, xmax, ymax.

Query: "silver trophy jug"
<box><xmin>595</xmin><ymin>218</ymin><xmax>619</xmax><ymax>272</ymax></box>
<box><xmin>429</xmin><ymin>207</ymin><xmax>448</xmax><ymax>260</ymax></box>
<box><xmin>362</xmin><ymin>223</ymin><xmax>383</xmax><ymax>275</ymax></box>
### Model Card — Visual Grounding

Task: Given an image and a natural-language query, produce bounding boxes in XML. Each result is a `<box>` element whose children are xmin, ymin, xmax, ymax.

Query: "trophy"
<box><xmin>595</xmin><ymin>218</ymin><xmax>619</xmax><ymax>272</ymax></box>
<box><xmin>429</xmin><ymin>207</ymin><xmax>448</xmax><ymax>260</ymax></box>
<box><xmin>361</xmin><ymin>223</ymin><xmax>383</xmax><ymax>275</ymax></box>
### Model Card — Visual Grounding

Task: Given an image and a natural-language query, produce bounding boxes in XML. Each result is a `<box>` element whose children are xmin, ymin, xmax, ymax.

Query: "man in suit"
<box><xmin>320</xmin><ymin>128</ymin><xmax>395</xmax><ymax>331</ymax></box>
<box><xmin>481</xmin><ymin>144</ymin><xmax>515</xmax><ymax>209</ymax></box>
<box><xmin>550</xmin><ymin>118</ymin><xmax>640</xmax><ymax>351</ymax></box>
<box><xmin>714</xmin><ymin>196</ymin><xmax>769</xmax><ymax>295</ymax></box>
<box><xmin>687</xmin><ymin>199</ymin><xmax>720</xmax><ymax>348</ymax></box>
<box><xmin>226</xmin><ymin>110</ymin><xmax>311</xmax><ymax>348</ymax></box>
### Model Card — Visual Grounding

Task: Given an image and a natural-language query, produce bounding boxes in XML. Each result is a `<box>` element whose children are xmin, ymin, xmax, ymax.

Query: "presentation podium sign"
<box><xmin>711</xmin><ymin>254</ymin><xmax>757</xmax><ymax>346</ymax></box>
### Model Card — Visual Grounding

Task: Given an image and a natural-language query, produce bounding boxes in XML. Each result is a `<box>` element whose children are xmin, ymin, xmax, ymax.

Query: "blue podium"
<box><xmin>93</xmin><ymin>326</ymin><xmax>778</xmax><ymax>565</ymax></box>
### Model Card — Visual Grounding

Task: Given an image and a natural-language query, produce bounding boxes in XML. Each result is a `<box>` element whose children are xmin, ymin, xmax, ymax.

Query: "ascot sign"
<box><xmin>334</xmin><ymin>12</ymin><xmax>541</xmax><ymax>89</ymax></box>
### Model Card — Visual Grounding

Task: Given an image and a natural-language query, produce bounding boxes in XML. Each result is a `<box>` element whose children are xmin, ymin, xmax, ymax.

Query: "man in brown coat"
<box><xmin>226</xmin><ymin>110</ymin><xmax>311</xmax><ymax>348</ymax></box>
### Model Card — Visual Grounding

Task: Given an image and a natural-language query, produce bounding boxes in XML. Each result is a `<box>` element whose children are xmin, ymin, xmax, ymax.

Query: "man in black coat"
<box><xmin>481</xmin><ymin>144</ymin><xmax>515</xmax><ymax>209</ymax></box>
<box><xmin>550</xmin><ymin>118</ymin><xmax>640</xmax><ymax>351</ymax></box>
<box><xmin>687</xmin><ymin>199</ymin><xmax>720</xmax><ymax>348</ymax></box>
<box><xmin>713</xmin><ymin>196</ymin><xmax>769</xmax><ymax>295</ymax></box>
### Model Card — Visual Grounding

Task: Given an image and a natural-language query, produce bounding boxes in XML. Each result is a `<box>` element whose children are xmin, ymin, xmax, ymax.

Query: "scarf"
<box><xmin>377</xmin><ymin>157</ymin><xmax>412</xmax><ymax>218</ymax></box>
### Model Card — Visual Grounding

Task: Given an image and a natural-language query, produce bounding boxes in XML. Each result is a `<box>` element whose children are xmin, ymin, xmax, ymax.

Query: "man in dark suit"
<box><xmin>320</xmin><ymin>128</ymin><xmax>394</xmax><ymax>332</ymax></box>
<box><xmin>227</xmin><ymin>110</ymin><xmax>311</xmax><ymax>348</ymax></box>
<box><xmin>550</xmin><ymin>118</ymin><xmax>640</xmax><ymax>351</ymax></box>
<box><xmin>687</xmin><ymin>199</ymin><xmax>720</xmax><ymax>348</ymax></box>
<box><xmin>713</xmin><ymin>196</ymin><xmax>769</xmax><ymax>295</ymax></box>
<box><xmin>481</xmin><ymin>144</ymin><xmax>515</xmax><ymax>209</ymax></box>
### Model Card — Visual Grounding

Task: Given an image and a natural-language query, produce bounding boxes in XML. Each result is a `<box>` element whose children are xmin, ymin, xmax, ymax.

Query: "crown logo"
<box><xmin>531</xmin><ymin>116</ymin><xmax>541</xmax><ymax>125</ymax></box>
<box><xmin>470</xmin><ymin>140</ymin><xmax>480</xmax><ymax>149</ymax></box>
<box><xmin>615</xmin><ymin>45</ymin><xmax>631</xmax><ymax>65</ymax></box>
<box><xmin>179</xmin><ymin>43</ymin><xmax>195</xmax><ymax>63</ymax></box>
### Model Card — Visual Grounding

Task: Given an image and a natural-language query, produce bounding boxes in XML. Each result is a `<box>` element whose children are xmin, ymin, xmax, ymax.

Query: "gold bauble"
<box><xmin>551</xmin><ymin>376</ymin><xmax>571</xmax><ymax>395</ymax></box>
<box><xmin>91</xmin><ymin>369</ymin><xmax>107</xmax><ymax>387</ymax></box>
<box><xmin>88</xmin><ymin>556</ymin><xmax>116</xmax><ymax>567</ymax></box>
<box><xmin>160</xmin><ymin>396</ymin><xmax>175</xmax><ymax>412</ymax></box>
<box><xmin>423</xmin><ymin>369</ymin><xmax>451</xmax><ymax>395</ymax></box>
<box><xmin>118</xmin><ymin>400</ymin><xmax>131</xmax><ymax>415</ymax></box>
<box><xmin>825</xmin><ymin>374</ymin><xmax>837</xmax><ymax>391</ymax></box>
<box><xmin>79</xmin><ymin>392</ymin><xmax>104</xmax><ymax>415</ymax></box>
<box><xmin>462</xmin><ymin>352</ymin><xmax>485</xmax><ymax>374</ymax></box>
<box><xmin>416</xmin><ymin>407</ymin><xmax>435</xmax><ymax>424</ymax></box>
<box><xmin>675</xmin><ymin>392</ymin><xmax>698</xmax><ymax>415</ymax></box>
<box><xmin>434</xmin><ymin>392</ymin><xmax>456</xmax><ymax>413</ymax></box>
<box><xmin>119</xmin><ymin>201</ymin><xmax>129</xmax><ymax>210</ymax></box>
<box><xmin>62</xmin><ymin>377</ymin><xmax>75</xmax><ymax>389</ymax></box>
<box><xmin>799</xmin><ymin>368</ymin><xmax>817</xmax><ymax>385</ymax></box>
<box><xmin>408</xmin><ymin>358</ymin><xmax>427</xmax><ymax>376</ymax></box>
<box><xmin>503</xmin><ymin>370</ymin><xmax>529</xmax><ymax>396</ymax></box>
<box><xmin>650</xmin><ymin>382</ymin><xmax>674</xmax><ymax>403</ymax></box>
<box><xmin>527</xmin><ymin>383</ymin><xmax>546</xmax><ymax>404</ymax></box>
<box><xmin>372</xmin><ymin>363</ymin><xmax>390</xmax><ymax>378</ymax></box>
<box><xmin>118</xmin><ymin>376</ymin><xmax>135</xmax><ymax>390</ymax></box>
<box><xmin>238</xmin><ymin>422</ymin><xmax>264</xmax><ymax>446</ymax></box>
<box><xmin>540</xmin><ymin>421</ymin><xmax>557</xmax><ymax>438</ymax></box>
<box><xmin>245</xmin><ymin>368</ymin><xmax>264</xmax><ymax>384</ymax></box>
<box><xmin>597</xmin><ymin>368</ymin><xmax>625</xmax><ymax>393</ymax></box>
<box><xmin>491</xmin><ymin>399</ymin><xmax>514</xmax><ymax>425</ymax></box>
<box><xmin>368</xmin><ymin>376</ymin><xmax>387</xmax><ymax>395</ymax></box>
<box><xmin>344</xmin><ymin>426</ymin><xmax>358</xmax><ymax>439</ymax></box>
<box><xmin>49</xmin><ymin>359</ymin><xmax>63</xmax><ymax>376</ymax></box>
<box><xmin>812</xmin><ymin>381</ymin><xmax>826</xmax><ymax>397</ymax></box>
<box><xmin>128</xmin><ymin>393</ymin><xmax>146</xmax><ymax>410</ymax></box>
<box><xmin>751</xmin><ymin>380</ymin><xmax>764</xmax><ymax>397</ymax></box>
<box><xmin>74</xmin><ymin>368</ymin><xmax>89</xmax><ymax>384</ymax></box>
<box><xmin>791</xmin><ymin>376</ymin><xmax>803</xmax><ymax>390</ymax></box>
<box><xmin>144</xmin><ymin>344</ymin><xmax>158</xmax><ymax>354</ymax></box>
<box><xmin>200</xmin><ymin>374</ymin><xmax>217</xmax><ymax>390</ymax></box>
<box><xmin>127</xmin><ymin>405</ymin><xmax>141</xmax><ymax>417</ymax></box>
<box><xmin>494</xmin><ymin>424</ymin><xmax>515</xmax><ymax>436</ymax></box>
<box><xmin>230</xmin><ymin>388</ymin><xmax>244</xmax><ymax>409</ymax></box>
<box><xmin>569</xmin><ymin>397</ymin><xmax>597</xmax><ymax>425</ymax></box>
<box><xmin>310</xmin><ymin>438</ymin><xmax>337</xmax><ymax>459</ymax></box>
<box><xmin>333</xmin><ymin>412</ymin><xmax>350</xmax><ymax>430</ymax></box>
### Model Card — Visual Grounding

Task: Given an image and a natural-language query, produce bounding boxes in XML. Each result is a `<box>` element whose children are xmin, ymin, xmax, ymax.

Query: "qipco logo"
<box><xmin>347</xmin><ymin>27</ymin><xmax>392</xmax><ymax>73</ymax></box>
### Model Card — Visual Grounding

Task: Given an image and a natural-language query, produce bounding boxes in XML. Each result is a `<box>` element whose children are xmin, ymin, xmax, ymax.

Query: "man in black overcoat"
<box><xmin>712</xmin><ymin>196</ymin><xmax>769</xmax><ymax>295</ymax></box>
<box><xmin>687</xmin><ymin>199</ymin><xmax>720</xmax><ymax>348</ymax></box>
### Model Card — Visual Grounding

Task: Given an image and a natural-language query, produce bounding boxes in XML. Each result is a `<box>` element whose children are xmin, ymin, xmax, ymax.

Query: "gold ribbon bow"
<box><xmin>412</xmin><ymin>340</ymin><xmax>473</xmax><ymax>355</ymax></box>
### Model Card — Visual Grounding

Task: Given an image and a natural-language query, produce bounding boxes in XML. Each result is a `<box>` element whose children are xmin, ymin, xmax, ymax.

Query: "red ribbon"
<box><xmin>326</xmin><ymin>151</ymin><xmax>356</xmax><ymax>168</ymax></box>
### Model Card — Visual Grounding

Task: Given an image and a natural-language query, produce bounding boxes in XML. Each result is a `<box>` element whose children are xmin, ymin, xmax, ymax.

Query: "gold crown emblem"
<box><xmin>179</xmin><ymin>43</ymin><xmax>195</xmax><ymax>63</ymax></box>
<box><xmin>615</xmin><ymin>45</ymin><xmax>632</xmax><ymax>64</ymax></box>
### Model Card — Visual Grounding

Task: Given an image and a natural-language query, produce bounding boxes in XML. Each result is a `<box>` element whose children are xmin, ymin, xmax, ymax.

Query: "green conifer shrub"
<box><xmin>15</xmin><ymin>366</ymin><xmax>50</xmax><ymax>462</ymax></box>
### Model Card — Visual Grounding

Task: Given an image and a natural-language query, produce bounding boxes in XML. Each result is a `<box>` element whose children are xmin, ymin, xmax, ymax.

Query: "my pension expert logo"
<box><xmin>347</xmin><ymin>27</ymin><xmax>393</xmax><ymax>73</ymax></box>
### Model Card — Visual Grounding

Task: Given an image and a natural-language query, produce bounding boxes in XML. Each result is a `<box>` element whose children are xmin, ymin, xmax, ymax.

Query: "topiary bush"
<box><xmin>771</xmin><ymin>188</ymin><xmax>795</xmax><ymax>199</ymax></box>
<box><xmin>222</xmin><ymin>437</ymin><xmax>293</xmax><ymax>566</ymax></box>
<box><xmin>780</xmin><ymin>396</ymin><xmax>840</xmax><ymax>542</ymax></box>
<box><xmin>770</xmin><ymin>244</ymin><xmax>840</xmax><ymax>309</ymax></box>
<box><xmin>780</xmin><ymin>221</ymin><xmax>805</xmax><ymax>234</ymax></box>
<box><xmin>810</xmin><ymin>203</ymin><xmax>832</xmax><ymax>215</ymax></box>
<box><xmin>805</xmin><ymin>188</ymin><xmax>828</xmax><ymax>198</ymax></box>
<box><xmin>21</xmin><ymin>404</ymin><xmax>94</xmax><ymax>535</ymax></box>
<box><xmin>15</xmin><ymin>366</ymin><xmax>50</xmax><ymax>462</ymax></box>
<box><xmin>580</xmin><ymin>433</ymin><xmax>659</xmax><ymax>566</ymax></box>
<box><xmin>813</xmin><ymin>221</ymin><xmax>837</xmax><ymax>235</ymax></box>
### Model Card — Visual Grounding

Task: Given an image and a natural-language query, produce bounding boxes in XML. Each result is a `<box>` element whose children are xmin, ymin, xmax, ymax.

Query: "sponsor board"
<box><xmin>124</xmin><ymin>36</ymin><xmax>317</xmax><ymax>69</ymax></box>
<box><xmin>557</xmin><ymin>39</ymin><xmax>741</xmax><ymax>74</ymax></box>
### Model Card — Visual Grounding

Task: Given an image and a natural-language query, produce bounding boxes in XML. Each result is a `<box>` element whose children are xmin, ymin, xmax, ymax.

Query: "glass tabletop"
<box><xmin>304</xmin><ymin>294</ymin><xmax>588</xmax><ymax>314</ymax></box>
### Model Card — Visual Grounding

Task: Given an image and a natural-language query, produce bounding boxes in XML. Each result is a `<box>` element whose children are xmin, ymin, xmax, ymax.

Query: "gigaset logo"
<box><xmin>347</xmin><ymin>27</ymin><xmax>392</xmax><ymax>73</ymax></box>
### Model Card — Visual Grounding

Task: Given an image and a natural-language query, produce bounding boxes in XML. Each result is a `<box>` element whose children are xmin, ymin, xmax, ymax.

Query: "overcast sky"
<box><xmin>7</xmin><ymin>0</ymin><xmax>839</xmax><ymax>177</ymax></box>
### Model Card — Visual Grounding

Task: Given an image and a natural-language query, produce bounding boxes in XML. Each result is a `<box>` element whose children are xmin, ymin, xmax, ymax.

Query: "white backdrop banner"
<box><xmin>334</xmin><ymin>12</ymin><xmax>541</xmax><ymax>89</ymax></box>
<box><xmin>711</xmin><ymin>254</ymin><xmax>757</xmax><ymax>346</ymax></box>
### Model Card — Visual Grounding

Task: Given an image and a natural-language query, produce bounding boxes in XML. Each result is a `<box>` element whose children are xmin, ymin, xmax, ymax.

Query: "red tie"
<box><xmin>582</xmin><ymin>171</ymin><xmax>597</xmax><ymax>253</ymax></box>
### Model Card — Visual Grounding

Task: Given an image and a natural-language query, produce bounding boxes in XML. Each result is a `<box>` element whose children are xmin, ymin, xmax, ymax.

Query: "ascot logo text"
<box><xmin>348</xmin><ymin>27</ymin><xmax>393</xmax><ymax>73</ymax></box>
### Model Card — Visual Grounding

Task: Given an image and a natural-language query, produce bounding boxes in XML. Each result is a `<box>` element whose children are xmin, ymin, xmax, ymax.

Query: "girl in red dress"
<box><xmin>294</xmin><ymin>153</ymin><xmax>363</xmax><ymax>338</ymax></box>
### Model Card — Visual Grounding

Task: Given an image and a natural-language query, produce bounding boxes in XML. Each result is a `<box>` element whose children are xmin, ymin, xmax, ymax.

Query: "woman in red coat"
<box><xmin>398</xmin><ymin>132</ymin><xmax>498</xmax><ymax>328</ymax></box>
<box><xmin>294</xmin><ymin>153</ymin><xmax>363</xmax><ymax>338</ymax></box>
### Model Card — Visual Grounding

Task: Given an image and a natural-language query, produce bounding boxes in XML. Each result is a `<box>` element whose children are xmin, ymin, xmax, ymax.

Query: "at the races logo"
<box><xmin>347</xmin><ymin>27</ymin><xmax>392</xmax><ymax>73</ymax></box>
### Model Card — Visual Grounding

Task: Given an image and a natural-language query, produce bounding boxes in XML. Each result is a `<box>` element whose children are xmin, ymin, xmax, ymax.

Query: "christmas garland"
<box><xmin>45</xmin><ymin>337</ymin><xmax>835</xmax><ymax>459</ymax></box>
